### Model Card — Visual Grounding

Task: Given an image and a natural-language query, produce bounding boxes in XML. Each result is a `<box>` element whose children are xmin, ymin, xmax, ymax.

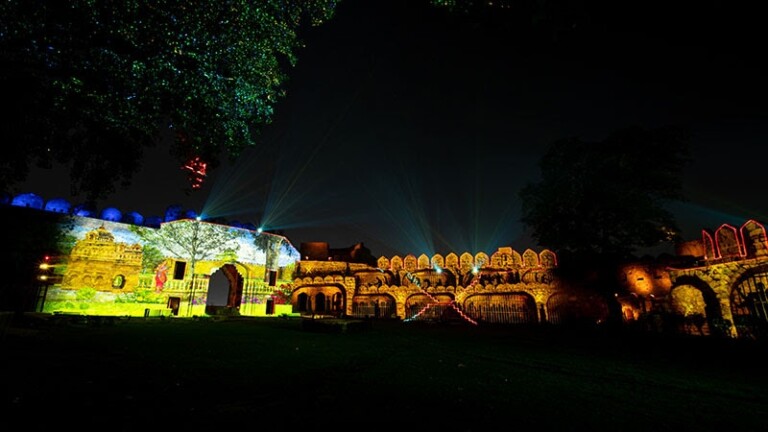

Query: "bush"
<box><xmin>76</xmin><ymin>287</ymin><xmax>97</xmax><ymax>302</ymax></box>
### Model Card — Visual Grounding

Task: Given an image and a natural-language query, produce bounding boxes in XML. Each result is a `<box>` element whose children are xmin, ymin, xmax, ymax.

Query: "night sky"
<box><xmin>20</xmin><ymin>0</ymin><xmax>768</xmax><ymax>258</ymax></box>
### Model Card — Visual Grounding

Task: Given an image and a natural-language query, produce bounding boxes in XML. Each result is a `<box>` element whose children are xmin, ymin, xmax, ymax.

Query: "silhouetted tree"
<box><xmin>0</xmin><ymin>0</ymin><xmax>338</xmax><ymax>201</ymax></box>
<box><xmin>520</xmin><ymin>125</ymin><xmax>690</xmax><ymax>260</ymax></box>
<box><xmin>519</xmin><ymin>125</ymin><xmax>691</xmax><ymax>324</ymax></box>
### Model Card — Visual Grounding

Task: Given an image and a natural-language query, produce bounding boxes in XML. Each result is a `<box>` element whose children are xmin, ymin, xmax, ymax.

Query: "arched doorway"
<box><xmin>404</xmin><ymin>293</ymin><xmax>455</xmax><ymax>321</ymax></box>
<box><xmin>352</xmin><ymin>294</ymin><xmax>396</xmax><ymax>319</ymax></box>
<box><xmin>315</xmin><ymin>292</ymin><xmax>326</xmax><ymax>313</ymax></box>
<box><xmin>464</xmin><ymin>293</ymin><xmax>537</xmax><ymax>324</ymax></box>
<box><xmin>297</xmin><ymin>292</ymin><xmax>309</xmax><ymax>312</ymax></box>
<box><xmin>669</xmin><ymin>275</ymin><xmax>723</xmax><ymax>337</ymax></box>
<box><xmin>205</xmin><ymin>264</ymin><xmax>243</xmax><ymax>316</ymax></box>
<box><xmin>546</xmin><ymin>291</ymin><xmax>609</xmax><ymax>325</ymax></box>
<box><xmin>731</xmin><ymin>268</ymin><xmax>768</xmax><ymax>339</ymax></box>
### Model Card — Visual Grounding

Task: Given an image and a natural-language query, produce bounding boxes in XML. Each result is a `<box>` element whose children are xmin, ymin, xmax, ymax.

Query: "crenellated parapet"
<box><xmin>376</xmin><ymin>247</ymin><xmax>557</xmax><ymax>273</ymax></box>
<box><xmin>697</xmin><ymin>219</ymin><xmax>768</xmax><ymax>262</ymax></box>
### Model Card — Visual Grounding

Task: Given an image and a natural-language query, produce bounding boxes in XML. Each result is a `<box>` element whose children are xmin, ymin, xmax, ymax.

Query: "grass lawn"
<box><xmin>2</xmin><ymin>314</ymin><xmax>766</xmax><ymax>431</ymax></box>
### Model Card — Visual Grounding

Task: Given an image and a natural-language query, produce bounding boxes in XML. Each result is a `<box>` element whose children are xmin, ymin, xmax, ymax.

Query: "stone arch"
<box><xmin>315</xmin><ymin>292</ymin><xmax>327</xmax><ymax>313</ymax></box>
<box><xmin>669</xmin><ymin>285</ymin><xmax>709</xmax><ymax>335</ymax></box>
<box><xmin>331</xmin><ymin>292</ymin><xmax>344</xmax><ymax>314</ymax></box>
<box><xmin>206</xmin><ymin>271</ymin><xmax>231</xmax><ymax>307</ymax></box>
<box><xmin>297</xmin><ymin>292</ymin><xmax>309</xmax><ymax>312</ymax></box>
<box><xmin>462</xmin><ymin>292</ymin><xmax>538</xmax><ymax>324</ymax></box>
<box><xmin>715</xmin><ymin>223</ymin><xmax>743</xmax><ymax>259</ymax></box>
<box><xmin>520</xmin><ymin>269</ymin><xmax>539</xmax><ymax>284</ymax></box>
<box><xmin>223</xmin><ymin>263</ymin><xmax>246</xmax><ymax>305</ymax></box>
<box><xmin>546</xmin><ymin>291</ymin><xmax>609</xmax><ymax>325</ymax></box>
<box><xmin>404</xmin><ymin>293</ymin><xmax>455</xmax><ymax>320</ymax></box>
<box><xmin>670</xmin><ymin>275</ymin><xmax>723</xmax><ymax>335</ymax></box>
<box><xmin>351</xmin><ymin>293</ymin><xmax>396</xmax><ymax>318</ymax></box>
<box><xmin>729</xmin><ymin>264</ymin><xmax>768</xmax><ymax>339</ymax></box>
<box><xmin>740</xmin><ymin>219</ymin><xmax>768</xmax><ymax>258</ymax></box>
<box><xmin>417</xmin><ymin>254</ymin><xmax>430</xmax><ymax>269</ymax></box>
<box><xmin>64</xmin><ymin>272</ymin><xmax>83</xmax><ymax>289</ymax></box>
<box><xmin>205</xmin><ymin>264</ymin><xmax>244</xmax><ymax>314</ymax></box>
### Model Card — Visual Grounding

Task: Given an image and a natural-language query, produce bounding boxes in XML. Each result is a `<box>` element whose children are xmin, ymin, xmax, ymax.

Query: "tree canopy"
<box><xmin>0</xmin><ymin>0</ymin><xmax>338</xmax><ymax>202</ymax></box>
<box><xmin>519</xmin><ymin>125</ymin><xmax>691</xmax><ymax>260</ymax></box>
<box><xmin>130</xmin><ymin>219</ymin><xmax>243</xmax><ymax>265</ymax></box>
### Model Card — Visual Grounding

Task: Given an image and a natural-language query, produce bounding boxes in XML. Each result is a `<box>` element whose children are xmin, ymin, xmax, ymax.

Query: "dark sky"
<box><xmin>21</xmin><ymin>0</ymin><xmax>768</xmax><ymax>258</ymax></box>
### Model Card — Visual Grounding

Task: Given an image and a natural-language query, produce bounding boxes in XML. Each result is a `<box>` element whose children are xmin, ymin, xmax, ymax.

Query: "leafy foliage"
<box><xmin>130</xmin><ymin>219</ymin><xmax>244</xmax><ymax>269</ymax></box>
<box><xmin>519</xmin><ymin>125</ymin><xmax>691</xmax><ymax>260</ymax></box>
<box><xmin>75</xmin><ymin>287</ymin><xmax>97</xmax><ymax>302</ymax></box>
<box><xmin>140</xmin><ymin>245</ymin><xmax>165</xmax><ymax>274</ymax></box>
<box><xmin>0</xmin><ymin>0</ymin><xmax>339</xmax><ymax>201</ymax></box>
<box><xmin>132</xmin><ymin>288</ymin><xmax>167</xmax><ymax>304</ymax></box>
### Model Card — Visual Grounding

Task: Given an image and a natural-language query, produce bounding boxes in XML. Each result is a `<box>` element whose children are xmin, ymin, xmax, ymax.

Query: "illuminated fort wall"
<box><xmin>616</xmin><ymin>219</ymin><xmax>768</xmax><ymax>338</ymax></box>
<box><xmin>291</xmin><ymin>247</ymin><xmax>594</xmax><ymax>325</ymax></box>
<box><xmin>13</xmin><ymin>192</ymin><xmax>767</xmax><ymax>338</ymax></box>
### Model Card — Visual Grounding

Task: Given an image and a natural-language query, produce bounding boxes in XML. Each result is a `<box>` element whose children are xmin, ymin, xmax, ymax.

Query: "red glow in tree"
<box><xmin>181</xmin><ymin>156</ymin><xmax>208</xmax><ymax>190</ymax></box>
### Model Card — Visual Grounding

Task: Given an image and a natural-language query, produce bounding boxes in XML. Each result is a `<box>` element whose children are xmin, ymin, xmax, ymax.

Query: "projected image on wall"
<box><xmin>40</xmin><ymin>217</ymin><xmax>300</xmax><ymax>317</ymax></box>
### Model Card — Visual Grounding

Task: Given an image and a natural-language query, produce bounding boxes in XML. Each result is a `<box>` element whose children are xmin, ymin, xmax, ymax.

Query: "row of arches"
<box><xmin>288</xmin><ymin>285</ymin><xmax>610</xmax><ymax>326</ymax></box>
<box><xmin>671</xmin><ymin>270</ymin><xmax>768</xmax><ymax>338</ymax></box>
<box><xmin>204</xmin><ymin>260</ymin><xmax>767</xmax><ymax>339</ymax></box>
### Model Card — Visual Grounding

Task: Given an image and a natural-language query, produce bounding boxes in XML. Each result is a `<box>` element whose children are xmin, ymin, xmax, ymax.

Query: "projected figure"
<box><xmin>155</xmin><ymin>263</ymin><xmax>169</xmax><ymax>292</ymax></box>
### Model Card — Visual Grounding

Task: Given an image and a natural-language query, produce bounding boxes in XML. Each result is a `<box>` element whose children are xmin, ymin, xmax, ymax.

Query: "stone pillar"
<box><xmin>538</xmin><ymin>302</ymin><xmax>547</xmax><ymax>323</ymax></box>
<box><xmin>718</xmin><ymin>297</ymin><xmax>738</xmax><ymax>338</ymax></box>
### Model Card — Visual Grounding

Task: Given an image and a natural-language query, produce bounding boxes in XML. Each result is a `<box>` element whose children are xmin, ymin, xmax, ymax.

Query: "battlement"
<box><xmin>376</xmin><ymin>247</ymin><xmax>557</xmax><ymax>273</ymax></box>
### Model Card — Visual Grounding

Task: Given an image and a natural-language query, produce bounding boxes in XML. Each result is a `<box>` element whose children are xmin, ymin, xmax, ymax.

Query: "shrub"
<box><xmin>76</xmin><ymin>287</ymin><xmax>97</xmax><ymax>302</ymax></box>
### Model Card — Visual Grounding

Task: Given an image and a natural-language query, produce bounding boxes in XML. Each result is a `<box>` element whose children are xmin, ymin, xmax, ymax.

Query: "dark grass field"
<box><xmin>2</xmin><ymin>314</ymin><xmax>767</xmax><ymax>431</ymax></box>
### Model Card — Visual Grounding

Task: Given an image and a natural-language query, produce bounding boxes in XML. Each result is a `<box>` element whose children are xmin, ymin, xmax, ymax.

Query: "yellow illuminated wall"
<box><xmin>40</xmin><ymin>216</ymin><xmax>300</xmax><ymax>317</ymax></box>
